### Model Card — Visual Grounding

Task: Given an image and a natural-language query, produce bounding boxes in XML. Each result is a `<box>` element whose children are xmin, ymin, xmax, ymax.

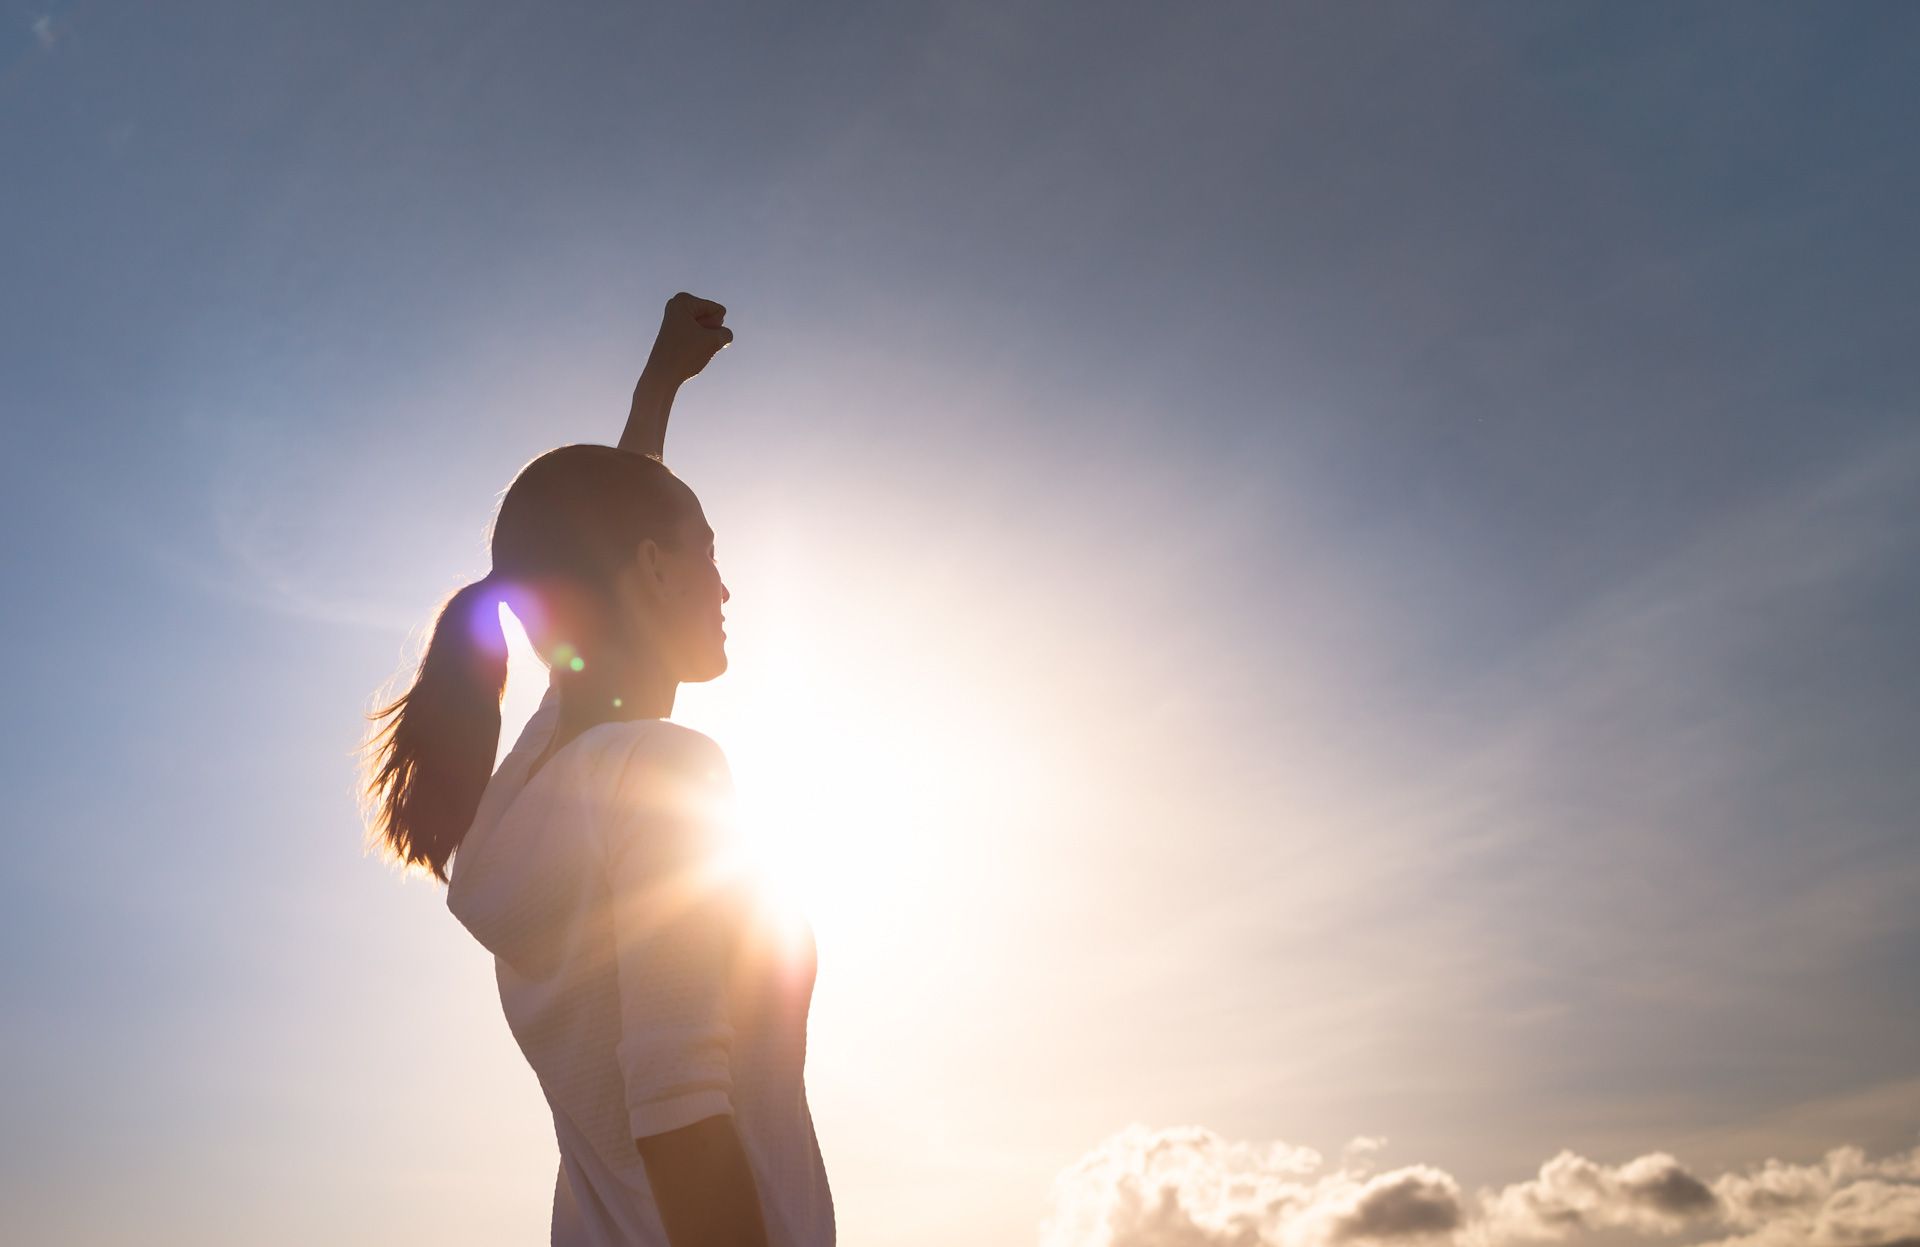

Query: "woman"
<box><xmin>361</xmin><ymin>293</ymin><xmax>834</xmax><ymax>1247</ymax></box>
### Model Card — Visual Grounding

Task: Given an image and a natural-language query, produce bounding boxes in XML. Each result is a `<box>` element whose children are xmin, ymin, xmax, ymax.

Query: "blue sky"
<box><xmin>4</xmin><ymin>4</ymin><xmax>1918</xmax><ymax>1245</ymax></box>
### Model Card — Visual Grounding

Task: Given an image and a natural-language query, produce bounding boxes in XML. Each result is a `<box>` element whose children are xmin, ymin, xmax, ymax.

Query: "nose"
<box><xmin>720</xmin><ymin>580</ymin><xmax>730</xmax><ymax>605</ymax></box>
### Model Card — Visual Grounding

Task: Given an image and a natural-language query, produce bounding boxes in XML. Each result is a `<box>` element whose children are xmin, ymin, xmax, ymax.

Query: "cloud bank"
<box><xmin>1041</xmin><ymin>1125</ymin><xmax>1920</xmax><ymax>1247</ymax></box>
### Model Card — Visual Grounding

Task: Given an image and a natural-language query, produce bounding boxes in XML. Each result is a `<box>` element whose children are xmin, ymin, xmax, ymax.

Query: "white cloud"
<box><xmin>1335</xmin><ymin>1167</ymin><xmax>1467</xmax><ymax>1242</ymax></box>
<box><xmin>1702</xmin><ymin>1145</ymin><xmax>1920</xmax><ymax>1247</ymax></box>
<box><xmin>1344</xmin><ymin>1138</ymin><xmax>1391</xmax><ymax>1174</ymax></box>
<box><xmin>1041</xmin><ymin>1125</ymin><xmax>1920</xmax><ymax>1247</ymax></box>
<box><xmin>1476</xmin><ymin>1150</ymin><xmax>1720</xmax><ymax>1241</ymax></box>
<box><xmin>1038</xmin><ymin>1124</ymin><xmax>1460</xmax><ymax>1247</ymax></box>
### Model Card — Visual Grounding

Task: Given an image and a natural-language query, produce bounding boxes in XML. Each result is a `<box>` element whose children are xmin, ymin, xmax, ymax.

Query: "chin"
<box><xmin>686</xmin><ymin>650</ymin><xmax>728</xmax><ymax>683</ymax></box>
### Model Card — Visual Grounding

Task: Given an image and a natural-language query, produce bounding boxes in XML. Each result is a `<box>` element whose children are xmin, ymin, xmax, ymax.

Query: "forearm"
<box><xmin>635</xmin><ymin>1115</ymin><xmax>771</xmax><ymax>1247</ymax></box>
<box><xmin>617</xmin><ymin>365</ymin><xmax>683</xmax><ymax>460</ymax></box>
<box><xmin>620</xmin><ymin>292</ymin><xmax>731</xmax><ymax>456</ymax></box>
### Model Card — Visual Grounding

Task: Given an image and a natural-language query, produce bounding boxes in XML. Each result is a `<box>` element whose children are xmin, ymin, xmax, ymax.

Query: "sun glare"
<box><xmin>712</xmin><ymin>669</ymin><xmax>944</xmax><ymax>955</ymax></box>
<box><xmin>497</xmin><ymin>601</ymin><xmax>948</xmax><ymax>958</ymax></box>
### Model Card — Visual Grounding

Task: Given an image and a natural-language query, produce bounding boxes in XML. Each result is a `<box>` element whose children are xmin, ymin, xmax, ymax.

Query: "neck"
<box><xmin>552</xmin><ymin>648</ymin><xmax>679</xmax><ymax>737</ymax></box>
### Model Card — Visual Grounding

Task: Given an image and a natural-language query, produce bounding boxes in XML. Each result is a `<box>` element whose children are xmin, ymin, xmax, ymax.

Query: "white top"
<box><xmin>447</xmin><ymin>685</ymin><xmax>835</xmax><ymax>1246</ymax></box>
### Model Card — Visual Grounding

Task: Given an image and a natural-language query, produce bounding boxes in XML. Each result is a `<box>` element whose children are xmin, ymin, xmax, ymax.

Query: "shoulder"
<box><xmin>618</xmin><ymin>719</ymin><xmax>728</xmax><ymax>778</ymax></box>
<box><xmin>583</xmin><ymin>723</ymin><xmax>734</xmax><ymax>868</ymax></box>
<box><xmin>583</xmin><ymin>719</ymin><xmax>732</xmax><ymax>810</ymax></box>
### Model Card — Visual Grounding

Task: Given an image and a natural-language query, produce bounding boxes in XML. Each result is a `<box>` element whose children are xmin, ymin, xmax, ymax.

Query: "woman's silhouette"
<box><xmin>361</xmin><ymin>293</ymin><xmax>834</xmax><ymax>1247</ymax></box>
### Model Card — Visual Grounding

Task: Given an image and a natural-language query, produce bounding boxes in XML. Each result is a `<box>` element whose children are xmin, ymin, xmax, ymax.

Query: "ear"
<box><xmin>631</xmin><ymin>537</ymin><xmax>671</xmax><ymax>595</ymax></box>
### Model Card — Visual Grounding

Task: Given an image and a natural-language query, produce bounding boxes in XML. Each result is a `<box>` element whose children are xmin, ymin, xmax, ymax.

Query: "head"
<box><xmin>361</xmin><ymin>444</ymin><xmax>730</xmax><ymax>881</ymax></box>
<box><xmin>495</xmin><ymin>449</ymin><xmax>731</xmax><ymax>688</ymax></box>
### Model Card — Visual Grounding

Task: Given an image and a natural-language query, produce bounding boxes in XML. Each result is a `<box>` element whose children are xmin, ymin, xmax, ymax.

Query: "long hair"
<box><xmin>361</xmin><ymin>444</ymin><xmax>697</xmax><ymax>881</ymax></box>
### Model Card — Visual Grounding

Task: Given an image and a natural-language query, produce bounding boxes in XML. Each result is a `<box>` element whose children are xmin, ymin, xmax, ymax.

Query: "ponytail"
<box><xmin>363</xmin><ymin>442</ymin><xmax>700</xmax><ymax>883</ymax></box>
<box><xmin>361</xmin><ymin>575</ymin><xmax>510</xmax><ymax>882</ymax></box>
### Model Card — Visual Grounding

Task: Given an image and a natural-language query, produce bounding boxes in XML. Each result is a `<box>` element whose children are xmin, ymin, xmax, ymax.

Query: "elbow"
<box><xmin>634</xmin><ymin>1107</ymin><xmax>735</xmax><ymax>1162</ymax></box>
<box><xmin>630</xmin><ymin>1088</ymin><xmax>736</xmax><ymax>1146</ymax></box>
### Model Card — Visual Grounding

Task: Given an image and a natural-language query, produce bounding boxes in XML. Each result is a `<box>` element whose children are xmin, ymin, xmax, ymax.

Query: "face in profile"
<box><xmin>618</xmin><ymin>504</ymin><xmax>730</xmax><ymax>684</ymax></box>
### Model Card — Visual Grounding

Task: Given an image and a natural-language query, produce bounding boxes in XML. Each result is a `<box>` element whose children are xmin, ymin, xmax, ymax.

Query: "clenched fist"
<box><xmin>646</xmin><ymin>291</ymin><xmax>733</xmax><ymax>385</ymax></box>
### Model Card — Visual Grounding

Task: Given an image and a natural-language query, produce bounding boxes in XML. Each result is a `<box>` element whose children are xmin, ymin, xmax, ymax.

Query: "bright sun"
<box><xmin>703</xmin><ymin>666</ymin><xmax>944</xmax><ymax>955</ymax></box>
<box><xmin>496</xmin><ymin>603</ymin><xmax>945</xmax><ymax>958</ymax></box>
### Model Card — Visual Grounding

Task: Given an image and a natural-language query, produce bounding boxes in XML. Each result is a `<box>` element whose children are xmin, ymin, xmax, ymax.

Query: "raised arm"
<box><xmin>618</xmin><ymin>292</ymin><xmax>734</xmax><ymax>460</ymax></box>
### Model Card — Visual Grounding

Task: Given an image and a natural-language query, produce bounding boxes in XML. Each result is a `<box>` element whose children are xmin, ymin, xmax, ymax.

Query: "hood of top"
<box><xmin>444</xmin><ymin>684</ymin><xmax>581</xmax><ymax>971</ymax></box>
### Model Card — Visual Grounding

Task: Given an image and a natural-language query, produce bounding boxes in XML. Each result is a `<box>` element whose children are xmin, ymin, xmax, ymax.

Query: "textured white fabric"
<box><xmin>448</xmin><ymin>682</ymin><xmax>835</xmax><ymax>1246</ymax></box>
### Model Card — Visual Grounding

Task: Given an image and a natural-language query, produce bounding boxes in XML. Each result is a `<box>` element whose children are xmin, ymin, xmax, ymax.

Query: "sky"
<box><xmin>3</xmin><ymin>2</ymin><xmax>1918</xmax><ymax>1245</ymax></box>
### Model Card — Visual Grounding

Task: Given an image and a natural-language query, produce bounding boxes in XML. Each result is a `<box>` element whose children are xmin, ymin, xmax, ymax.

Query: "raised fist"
<box><xmin>647</xmin><ymin>291</ymin><xmax>733</xmax><ymax>384</ymax></box>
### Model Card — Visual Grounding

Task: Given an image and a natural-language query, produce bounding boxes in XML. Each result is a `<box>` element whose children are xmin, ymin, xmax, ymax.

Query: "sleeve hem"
<box><xmin>630</xmin><ymin>1090</ymin><xmax>735</xmax><ymax>1141</ymax></box>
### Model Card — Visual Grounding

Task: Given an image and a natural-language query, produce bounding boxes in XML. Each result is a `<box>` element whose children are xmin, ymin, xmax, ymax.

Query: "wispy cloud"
<box><xmin>1092</xmin><ymin>429</ymin><xmax>1920</xmax><ymax>1159</ymax></box>
<box><xmin>1042</xmin><ymin>1124</ymin><xmax>1920</xmax><ymax>1247</ymax></box>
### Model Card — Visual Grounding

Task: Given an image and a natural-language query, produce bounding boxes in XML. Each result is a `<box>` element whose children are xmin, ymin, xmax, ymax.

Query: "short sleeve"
<box><xmin>603</xmin><ymin>728</ymin><xmax>741</xmax><ymax>1141</ymax></box>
